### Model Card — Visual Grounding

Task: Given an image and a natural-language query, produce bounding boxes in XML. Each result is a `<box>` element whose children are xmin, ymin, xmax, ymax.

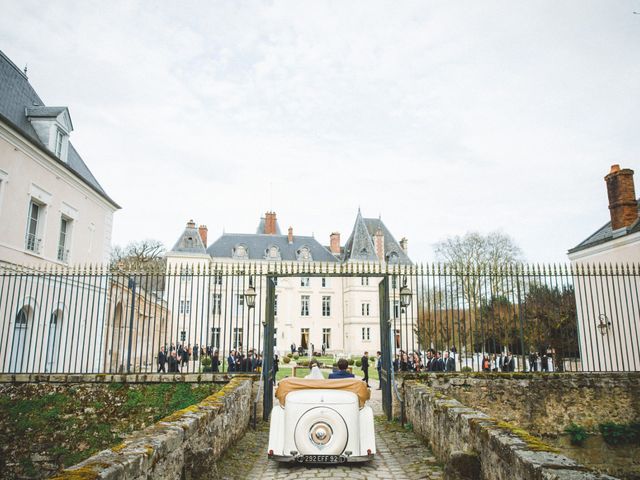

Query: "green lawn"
<box><xmin>275</xmin><ymin>361</ymin><xmax>380</xmax><ymax>382</ymax></box>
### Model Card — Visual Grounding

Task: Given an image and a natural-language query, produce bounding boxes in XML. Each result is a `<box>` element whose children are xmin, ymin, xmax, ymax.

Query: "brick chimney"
<box><xmin>264</xmin><ymin>211</ymin><xmax>277</xmax><ymax>235</ymax></box>
<box><xmin>605</xmin><ymin>165</ymin><xmax>638</xmax><ymax>231</ymax></box>
<box><xmin>330</xmin><ymin>232</ymin><xmax>341</xmax><ymax>254</ymax></box>
<box><xmin>374</xmin><ymin>227</ymin><xmax>385</xmax><ymax>261</ymax></box>
<box><xmin>187</xmin><ymin>219</ymin><xmax>196</xmax><ymax>229</ymax></box>
<box><xmin>288</xmin><ymin>226</ymin><xmax>293</xmax><ymax>244</ymax></box>
<box><xmin>198</xmin><ymin>225</ymin><xmax>208</xmax><ymax>247</ymax></box>
<box><xmin>400</xmin><ymin>237</ymin><xmax>408</xmax><ymax>254</ymax></box>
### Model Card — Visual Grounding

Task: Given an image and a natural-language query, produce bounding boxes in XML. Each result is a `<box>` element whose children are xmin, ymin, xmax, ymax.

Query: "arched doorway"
<box><xmin>11</xmin><ymin>306</ymin><xmax>32</xmax><ymax>372</ymax></box>
<box><xmin>45</xmin><ymin>310</ymin><xmax>62</xmax><ymax>373</ymax></box>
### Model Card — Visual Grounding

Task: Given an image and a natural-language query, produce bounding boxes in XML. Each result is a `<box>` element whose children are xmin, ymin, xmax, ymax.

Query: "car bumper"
<box><xmin>268</xmin><ymin>452</ymin><xmax>374</xmax><ymax>464</ymax></box>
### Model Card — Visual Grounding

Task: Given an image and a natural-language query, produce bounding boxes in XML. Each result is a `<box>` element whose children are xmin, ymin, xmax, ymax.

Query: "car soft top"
<box><xmin>275</xmin><ymin>377</ymin><xmax>370</xmax><ymax>408</ymax></box>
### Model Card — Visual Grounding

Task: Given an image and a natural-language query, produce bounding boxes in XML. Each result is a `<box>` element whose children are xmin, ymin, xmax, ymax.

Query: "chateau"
<box><xmin>165</xmin><ymin>209</ymin><xmax>411</xmax><ymax>356</ymax></box>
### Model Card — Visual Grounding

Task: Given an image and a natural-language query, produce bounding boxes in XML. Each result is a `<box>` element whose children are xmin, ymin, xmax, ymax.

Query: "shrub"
<box><xmin>201</xmin><ymin>357</ymin><xmax>212</xmax><ymax>367</ymax></box>
<box><xmin>564</xmin><ymin>423</ymin><xmax>588</xmax><ymax>446</ymax></box>
<box><xmin>283</xmin><ymin>356</ymin><xmax>291</xmax><ymax>364</ymax></box>
<box><xmin>370</xmin><ymin>356</ymin><xmax>376</xmax><ymax>362</ymax></box>
<box><xmin>461</xmin><ymin>366</ymin><xmax>473</xmax><ymax>372</ymax></box>
<box><xmin>298</xmin><ymin>360</ymin><xmax>309</xmax><ymax>367</ymax></box>
<box><xmin>347</xmin><ymin>358</ymin><xmax>355</xmax><ymax>366</ymax></box>
<box><xmin>599</xmin><ymin>422</ymin><xmax>640</xmax><ymax>445</ymax></box>
<box><xmin>293</xmin><ymin>353</ymin><xmax>299</xmax><ymax>360</ymax></box>
<box><xmin>355</xmin><ymin>360</ymin><xmax>362</xmax><ymax>367</ymax></box>
<box><xmin>286</xmin><ymin>353</ymin><xmax>293</xmax><ymax>358</ymax></box>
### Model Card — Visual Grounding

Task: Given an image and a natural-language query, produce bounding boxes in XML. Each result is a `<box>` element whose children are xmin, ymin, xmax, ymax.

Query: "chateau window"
<box><xmin>233</xmin><ymin>328</ymin><xmax>243</xmax><ymax>348</ymax></box>
<box><xmin>296</xmin><ymin>246</ymin><xmax>312</xmax><ymax>261</ymax></box>
<box><xmin>301</xmin><ymin>295</ymin><xmax>310</xmax><ymax>316</ymax></box>
<box><xmin>393</xmin><ymin>300</ymin><xmax>400</xmax><ymax>318</ymax></box>
<box><xmin>212</xmin><ymin>293</ymin><xmax>221</xmax><ymax>314</ymax></box>
<box><xmin>236</xmin><ymin>294</ymin><xmax>244</xmax><ymax>312</ymax></box>
<box><xmin>25</xmin><ymin>200</ymin><xmax>43</xmax><ymax>253</ymax></box>
<box><xmin>214</xmin><ymin>273</ymin><xmax>223</xmax><ymax>285</ymax></box>
<box><xmin>300</xmin><ymin>277</ymin><xmax>310</xmax><ymax>287</ymax></box>
<box><xmin>210</xmin><ymin>327</ymin><xmax>220</xmax><ymax>348</ymax></box>
<box><xmin>57</xmin><ymin>217</ymin><xmax>71</xmax><ymax>263</ymax></box>
<box><xmin>362</xmin><ymin>327</ymin><xmax>370</xmax><ymax>341</ymax></box>
<box><xmin>321</xmin><ymin>277</ymin><xmax>329</xmax><ymax>287</ymax></box>
<box><xmin>274</xmin><ymin>294</ymin><xmax>278</xmax><ymax>317</ymax></box>
<box><xmin>232</xmin><ymin>244</ymin><xmax>248</xmax><ymax>259</ymax></box>
<box><xmin>54</xmin><ymin>129</ymin><xmax>64</xmax><ymax>157</ymax></box>
<box><xmin>361</xmin><ymin>277</ymin><xmax>369</xmax><ymax>286</ymax></box>
<box><xmin>179</xmin><ymin>300</ymin><xmax>191</xmax><ymax>314</ymax></box>
<box><xmin>391</xmin><ymin>276</ymin><xmax>397</xmax><ymax>289</ymax></box>
<box><xmin>322</xmin><ymin>296</ymin><xmax>331</xmax><ymax>317</ymax></box>
<box><xmin>322</xmin><ymin>328</ymin><xmax>331</xmax><ymax>349</ymax></box>
<box><xmin>361</xmin><ymin>302</ymin><xmax>370</xmax><ymax>316</ymax></box>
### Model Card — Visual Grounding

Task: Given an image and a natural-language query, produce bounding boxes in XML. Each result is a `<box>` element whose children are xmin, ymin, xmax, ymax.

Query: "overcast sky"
<box><xmin>1</xmin><ymin>1</ymin><xmax>639</xmax><ymax>263</ymax></box>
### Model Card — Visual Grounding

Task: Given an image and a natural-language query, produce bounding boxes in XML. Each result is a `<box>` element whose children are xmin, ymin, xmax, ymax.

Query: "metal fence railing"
<box><xmin>0</xmin><ymin>262</ymin><xmax>638</xmax><ymax>374</ymax></box>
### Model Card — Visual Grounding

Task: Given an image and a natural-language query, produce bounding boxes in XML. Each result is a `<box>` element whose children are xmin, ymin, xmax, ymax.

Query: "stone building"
<box><xmin>568</xmin><ymin>164</ymin><xmax>640</xmax><ymax>371</ymax></box>
<box><xmin>165</xmin><ymin>210</ymin><xmax>411</xmax><ymax>357</ymax></box>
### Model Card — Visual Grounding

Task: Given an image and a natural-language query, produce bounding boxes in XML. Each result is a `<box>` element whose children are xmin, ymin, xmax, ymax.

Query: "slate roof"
<box><xmin>171</xmin><ymin>224</ymin><xmax>208</xmax><ymax>254</ymax></box>
<box><xmin>207</xmin><ymin>233</ymin><xmax>339</xmax><ymax>262</ymax></box>
<box><xmin>568</xmin><ymin>200</ymin><xmax>640</xmax><ymax>254</ymax></box>
<box><xmin>343</xmin><ymin>210</ymin><xmax>412</xmax><ymax>264</ymax></box>
<box><xmin>0</xmin><ymin>50</ymin><xmax>118</xmax><ymax>208</ymax></box>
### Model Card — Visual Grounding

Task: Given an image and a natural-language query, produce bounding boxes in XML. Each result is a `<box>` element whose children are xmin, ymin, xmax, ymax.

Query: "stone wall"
<box><xmin>51</xmin><ymin>376</ymin><xmax>254</xmax><ymax>480</ymax></box>
<box><xmin>404</xmin><ymin>380</ymin><xmax>616</xmax><ymax>479</ymax></box>
<box><xmin>402</xmin><ymin>372</ymin><xmax>640</xmax><ymax>436</ymax></box>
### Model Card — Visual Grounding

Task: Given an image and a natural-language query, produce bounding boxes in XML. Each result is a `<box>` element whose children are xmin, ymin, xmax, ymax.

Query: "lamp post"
<box><xmin>400</xmin><ymin>277</ymin><xmax>412</xmax><ymax>308</ymax></box>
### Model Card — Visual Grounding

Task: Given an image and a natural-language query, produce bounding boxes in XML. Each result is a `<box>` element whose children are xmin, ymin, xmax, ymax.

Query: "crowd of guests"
<box><xmin>393</xmin><ymin>348</ymin><xmax>457</xmax><ymax>372</ymax></box>
<box><xmin>157</xmin><ymin>344</ymin><xmax>266</xmax><ymax>374</ymax></box>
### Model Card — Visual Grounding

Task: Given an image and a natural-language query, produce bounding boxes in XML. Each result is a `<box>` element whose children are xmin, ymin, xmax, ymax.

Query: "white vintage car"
<box><xmin>267</xmin><ymin>377</ymin><xmax>376</xmax><ymax>464</ymax></box>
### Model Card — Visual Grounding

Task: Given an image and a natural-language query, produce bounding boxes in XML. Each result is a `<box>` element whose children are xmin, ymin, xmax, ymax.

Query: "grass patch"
<box><xmin>0</xmin><ymin>383</ymin><xmax>220</xmax><ymax>478</ymax></box>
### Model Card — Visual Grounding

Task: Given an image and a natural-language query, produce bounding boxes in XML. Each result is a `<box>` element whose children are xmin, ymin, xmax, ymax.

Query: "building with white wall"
<box><xmin>0</xmin><ymin>50</ymin><xmax>120</xmax><ymax>373</ymax></box>
<box><xmin>568</xmin><ymin>164</ymin><xmax>640</xmax><ymax>371</ymax></box>
<box><xmin>165</xmin><ymin>210</ymin><xmax>412</xmax><ymax>356</ymax></box>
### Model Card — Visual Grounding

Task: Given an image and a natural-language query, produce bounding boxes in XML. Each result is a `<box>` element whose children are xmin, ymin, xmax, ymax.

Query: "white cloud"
<box><xmin>1</xmin><ymin>0</ymin><xmax>639</xmax><ymax>263</ymax></box>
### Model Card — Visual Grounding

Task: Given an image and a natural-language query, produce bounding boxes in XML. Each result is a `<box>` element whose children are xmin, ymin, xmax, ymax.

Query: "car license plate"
<box><xmin>302</xmin><ymin>454</ymin><xmax>342</xmax><ymax>463</ymax></box>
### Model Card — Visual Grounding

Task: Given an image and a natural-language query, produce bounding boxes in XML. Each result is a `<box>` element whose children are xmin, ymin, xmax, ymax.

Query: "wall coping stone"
<box><xmin>0</xmin><ymin>373</ymin><xmax>257</xmax><ymax>384</ymax></box>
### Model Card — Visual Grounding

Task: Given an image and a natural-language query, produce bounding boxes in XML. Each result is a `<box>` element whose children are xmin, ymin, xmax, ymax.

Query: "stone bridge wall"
<box><xmin>49</xmin><ymin>375</ymin><xmax>254</xmax><ymax>480</ymax></box>
<box><xmin>402</xmin><ymin>372</ymin><xmax>640</xmax><ymax>435</ymax></box>
<box><xmin>402</xmin><ymin>374</ymin><xmax>635</xmax><ymax>479</ymax></box>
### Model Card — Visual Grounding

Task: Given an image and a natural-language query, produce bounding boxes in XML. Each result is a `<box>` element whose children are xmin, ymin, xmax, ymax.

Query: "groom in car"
<box><xmin>329</xmin><ymin>358</ymin><xmax>355</xmax><ymax>379</ymax></box>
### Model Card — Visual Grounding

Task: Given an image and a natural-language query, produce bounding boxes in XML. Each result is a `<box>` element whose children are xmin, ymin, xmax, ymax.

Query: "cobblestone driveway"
<box><xmin>215</xmin><ymin>388</ymin><xmax>443</xmax><ymax>480</ymax></box>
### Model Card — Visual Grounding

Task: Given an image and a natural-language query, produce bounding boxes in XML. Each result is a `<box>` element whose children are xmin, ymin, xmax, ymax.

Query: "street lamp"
<box><xmin>596</xmin><ymin>314</ymin><xmax>611</xmax><ymax>336</ymax></box>
<box><xmin>244</xmin><ymin>285</ymin><xmax>257</xmax><ymax>309</ymax></box>
<box><xmin>399</xmin><ymin>277</ymin><xmax>412</xmax><ymax>308</ymax></box>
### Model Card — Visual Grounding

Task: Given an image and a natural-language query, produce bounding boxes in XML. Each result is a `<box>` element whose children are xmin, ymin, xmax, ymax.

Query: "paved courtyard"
<box><xmin>215</xmin><ymin>387</ymin><xmax>444</xmax><ymax>480</ymax></box>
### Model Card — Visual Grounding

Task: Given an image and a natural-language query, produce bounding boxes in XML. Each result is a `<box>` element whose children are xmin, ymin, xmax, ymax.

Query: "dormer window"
<box><xmin>296</xmin><ymin>246</ymin><xmax>312</xmax><ymax>261</ymax></box>
<box><xmin>54</xmin><ymin>129</ymin><xmax>64</xmax><ymax>157</ymax></box>
<box><xmin>26</xmin><ymin>106</ymin><xmax>73</xmax><ymax>162</ymax></box>
<box><xmin>233</xmin><ymin>244</ymin><xmax>248</xmax><ymax>259</ymax></box>
<box><xmin>264</xmin><ymin>245</ymin><xmax>281</xmax><ymax>260</ymax></box>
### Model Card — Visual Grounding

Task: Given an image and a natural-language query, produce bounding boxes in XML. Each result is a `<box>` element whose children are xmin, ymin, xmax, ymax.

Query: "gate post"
<box><xmin>262</xmin><ymin>276</ymin><xmax>276</xmax><ymax>421</ymax></box>
<box><xmin>378</xmin><ymin>275</ymin><xmax>392</xmax><ymax>420</ymax></box>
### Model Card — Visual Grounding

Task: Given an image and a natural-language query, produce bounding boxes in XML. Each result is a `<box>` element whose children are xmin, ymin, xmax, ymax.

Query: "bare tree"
<box><xmin>110</xmin><ymin>240</ymin><xmax>166</xmax><ymax>292</ymax></box>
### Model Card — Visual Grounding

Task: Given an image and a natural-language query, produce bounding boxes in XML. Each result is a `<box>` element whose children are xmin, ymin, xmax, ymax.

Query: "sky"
<box><xmin>1</xmin><ymin>1</ymin><xmax>639</xmax><ymax>263</ymax></box>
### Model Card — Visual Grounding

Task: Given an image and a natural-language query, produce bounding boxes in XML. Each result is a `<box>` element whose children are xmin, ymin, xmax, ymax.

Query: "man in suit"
<box><xmin>227</xmin><ymin>349</ymin><xmax>236</xmax><ymax>373</ymax></box>
<box><xmin>433</xmin><ymin>351</ymin><xmax>445</xmax><ymax>372</ymax></box>
<box><xmin>329</xmin><ymin>358</ymin><xmax>355</xmax><ymax>379</ymax></box>
<box><xmin>425</xmin><ymin>349</ymin><xmax>435</xmax><ymax>371</ymax></box>
<box><xmin>361</xmin><ymin>351</ymin><xmax>370</xmax><ymax>386</ymax></box>
<box><xmin>443</xmin><ymin>351</ymin><xmax>455</xmax><ymax>372</ymax></box>
<box><xmin>157</xmin><ymin>346</ymin><xmax>167</xmax><ymax>373</ymax></box>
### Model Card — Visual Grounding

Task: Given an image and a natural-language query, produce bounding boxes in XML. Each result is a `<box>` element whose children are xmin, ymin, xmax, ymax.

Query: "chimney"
<box><xmin>330</xmin><ymin>232</ymin><xmax>341</xmax><ymax>254</ymax></box>
<box><xmin>288</xmin><ymin>226</ymin><xmax>293</xmax><ymax>244</ymax></box>
<box><xmin>400</xmin><ymin>237</ymin><xmax>408</xmax><ymax>254</ymax></box>
<box><xmin>264</xmin><ymin>211</ymin><xmax>277</xmax><ymax>234</ymax></box>
<box><xmin>187</xmin><ymin>219</ymin><xmax>196</xmax><ymax>229</ymax></box>
<box><xmin>605</xmin><ymin>165</ymin><xmax>638</xmax><ymax>231</ymax></box>
<box><xmin>374</xmin><ymin>228</ymin><xmax>385</xmax><ymax>261</ymax></box>
<box><xmin>198</xmin><ymin>225</ymin><xmax>208</xmax><ymax>247</ymax></box>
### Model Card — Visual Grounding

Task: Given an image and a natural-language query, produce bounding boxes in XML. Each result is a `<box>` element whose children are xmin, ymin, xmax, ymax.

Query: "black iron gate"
<box><xmin>262</xmin><ymin>276</ymin><xmax>275</xmax><ymax>420</ymax></box>
<box><xmin>378</xmin><ymin>275</ymin><xmax>393</xmax><ymax>420</ymax></box>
